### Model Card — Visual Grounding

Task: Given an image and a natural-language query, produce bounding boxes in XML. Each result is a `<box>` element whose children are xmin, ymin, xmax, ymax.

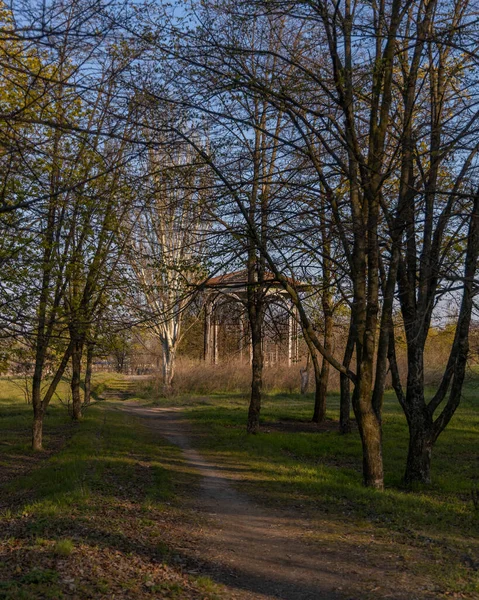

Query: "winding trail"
<box><xmin>120</xmin><ymin>403</ymin><xmax>436</xmax><ymax>600</ymax></box>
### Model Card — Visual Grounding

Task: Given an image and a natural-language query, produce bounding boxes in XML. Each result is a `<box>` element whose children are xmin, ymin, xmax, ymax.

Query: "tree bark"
<box><xmin>71</xmin><ymin>334</ymin><xmax>84</xmax><ymax>420</ymax></box>
<box><xmin>83</xmin><ymin>341</ymin><xmax>94</xmax><ymax>406</ymax></box>
<box><xmin>161</xmin><ymin>340</ymin><xmax>176</xmax><ymax>395</ymax></box>
<box><xmin>340</xmin><ymin>318</ymin><xmax>354</xmax><ymax>434</ymax></box>
<box><xmin>353</xmin><ymin>383</ymin><xmax>384</xmax><ymax>488</ymax></box>
<box><xmin>32</xmin><ymin>405</ymin><xmax>45</xmax><ymax>452</ymax></box>
<box><xmin>31</xmin><ymin>340</ymin><xmax>74</xmax><ymax>450</ymax></box>
<box><xmin>404</xmin><ymin>412</ymin><xmax>433</xmax><ymax>485</ymax></box>
<box><xmin>403</xmin><ymin>347</ymin><xmax>434</xmax><ymax>484</ymax></box>
<box><xmin>311</xmin><ymin>347</ymin><xmax>325</xmax><ymax>423</ymax></box>
<box><xmin>300</xmin><ymin>366</ymin><xmax>309</xmax><ymax>394</ymax></box>
<box><xmin>301</xmin><ymin>329</ymin><xmax>325</xmax><ymax>422</ymax></box>
<box><xmin>313</xmin><ymin>299</ymin><xmax>333</xmax><ymax>423</ymax></box>
<box><xmin>32</xmin><ymin>356</ymin><xmax>47</xmax><ymax>450</ymax></box>
<box><xmin>247</xmin><ymin>307</ymin><xmax>263</xmax><ymax>433</ymax></box>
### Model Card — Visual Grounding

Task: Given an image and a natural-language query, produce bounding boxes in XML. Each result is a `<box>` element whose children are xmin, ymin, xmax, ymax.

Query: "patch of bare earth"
<box><xmin>122</xmin><ymin>405</ymin><xmax>454</xmax><ymax>600</ymax></box>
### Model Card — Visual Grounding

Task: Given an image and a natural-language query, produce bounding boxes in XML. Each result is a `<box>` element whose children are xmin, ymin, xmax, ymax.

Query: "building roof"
<box><xmin>203</xmin><ymin>269</ymin><xmax>308</xmax><ymax>290</ymax></box>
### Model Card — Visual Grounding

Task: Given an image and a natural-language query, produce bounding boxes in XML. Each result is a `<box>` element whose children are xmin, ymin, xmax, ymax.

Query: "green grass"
<box><xmin>0</xmin><ymin>378</ymin><xmax>219</xmax><ymax>599</ymax></box>
<box><xmin>52</xmin><ymin>539</ymin><xmax>74</xmax><ymax>556</ymax></box>
<box><xmin>149</xmin><ymin>385</ymin><xmax>479</xmax><ymax>593</ymax></box>
<box><xmin>1</xmin><ymin>374</ymin><xmax>478</xmax><ymax>597</ymax></box>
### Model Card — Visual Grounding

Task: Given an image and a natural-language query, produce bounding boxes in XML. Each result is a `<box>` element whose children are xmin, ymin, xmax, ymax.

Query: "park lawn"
<box><xmin>1</xmin><ymin>374</ymin><xmax>478</xmax><ymax>597</ymax></box>
<box><xmin>0</xmin><ymin>380</ymin><xmax>221</xmax><ymax>600</ymax></box>
<box><xmin>151</xmin><ymin>384</ymin><xmax>479</xmax><ymax>596</ymax></box>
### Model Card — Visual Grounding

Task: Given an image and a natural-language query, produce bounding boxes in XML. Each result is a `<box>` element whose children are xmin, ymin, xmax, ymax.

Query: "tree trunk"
<box><xmin>32</xmin><ymin>405</ymin><xmax>44</xmax><ymax>452</ymax></box>
<box><xmin>83</xmin><ymin>342</ymin><xmax>94</xmax><ymax>406</ymax></box>
<box><xmin>71</xmin><ymin>335</ymin><xmax>84</xmax><ymax>420</ymax></box>
<box><xmin>300</xmin><ymin>367</ymin><xmax>309</xmax><ymax>394</ymax></box>
<box><xmin>401</xmin><ymin>340</ymin><xmax>433</xmax><ymax>484</ymax></box>
<box><xmin>31</xmin><ymin>347</ymin><xmax>47</xmax><ymax>451</ymax></box>
<box><xmin>247</xmin><ymin>313</ymin><xmax>263</xmax><ymax>433</ymax></box>
<box><xmin>161</xmin><ymin>341</ymin><xmax>176</xmax><ymax>395</ymax></box>
<box><xmin>300</xmin><ymin>329</ymin><xmax>325</xmax><ymax>423</ymax></box>
<box><xmin>339</xmin><ymin>316</ymin><xmax>355</xmax><ymax>434</ymax></box>
<box><xmin>311</xmin><ymin>348</ymin><xmax>325</xmax><ymax>423</ymax></box>
<box><xmin>313</xmin><ymin>306</ymin><xmax>333</xmax><ymax>423</ymax></box>
<box><xmin>404</xmin><ymin>419</ymin><xmax>433</xmax><ymax>485</ymax></box>
<box><xmin>352</xmin><ymin>361</ymin><xmax>384</xmax><ymax>489</ymax></box>
<box><xmin>314</xmin><ymin>199</ymin><xmax>334</xmax><ymax>423</ymax></box>
<box><xmin>358</xmin><ymin>409</ymin><xmax>384</xmax><ymax>488</ymax></box>
<box><xmin>402</xmin><ymin>341</ymin><xmax>434</xmax><ymax>484</ymax></box>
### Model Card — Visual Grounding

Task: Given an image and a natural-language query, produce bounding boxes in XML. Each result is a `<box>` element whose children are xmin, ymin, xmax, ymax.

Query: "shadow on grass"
<box><xmin>1</xmin><ymin>394</ymin><xmax>479</xmax><ymax>599</ymax></box>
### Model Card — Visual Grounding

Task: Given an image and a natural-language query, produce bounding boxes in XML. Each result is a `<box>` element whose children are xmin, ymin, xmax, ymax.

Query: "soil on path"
<box><xmin>121</xmin><ymin>404</ymin><xmax>438</xmax><ymax>600</ymax></box>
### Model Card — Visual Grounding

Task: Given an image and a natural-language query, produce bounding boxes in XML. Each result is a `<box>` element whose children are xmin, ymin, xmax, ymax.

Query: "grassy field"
<box><xmin>1</xmin><ymin>373</ymin><xmax>478</xmax><ymax>598</ymax></box>
<box><xmin>147</xmin><ymin>381</ymin><xmax>479</xmax><ymax>596</ymax></box>
<box><xmin>0</xmin><ymin>375</ymin><xmax>220</xmax><ymax>600</ymax></box>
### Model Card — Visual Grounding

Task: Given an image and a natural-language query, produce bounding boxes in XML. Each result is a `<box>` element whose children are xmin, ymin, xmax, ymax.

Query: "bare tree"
<box><xmin>126</xmin><ymin>132</ymin><xmax>208</xmax><ymax>394</ymax></box>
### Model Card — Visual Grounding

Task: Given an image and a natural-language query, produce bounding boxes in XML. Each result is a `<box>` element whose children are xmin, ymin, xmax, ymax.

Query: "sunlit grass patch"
<box><xmin>178</xmin><ymin>385</ymin><xmax>479</xmax><ymax>547</ymax></box>
<box><xmin>53</xmin><ymin>538</ymin><xmax>74</xmax><ymax>556</ymax></box>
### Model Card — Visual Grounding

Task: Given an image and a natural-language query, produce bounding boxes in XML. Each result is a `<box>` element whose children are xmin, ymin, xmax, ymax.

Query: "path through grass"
<box><xmin>0</xmin><ymin>379</ymin><xmax>220</xmax><ymax>600</ymax></box>
<box><xmin>150</xmin><ymin>385</ymin><xmax>479</xmax><ymax>596</ymax></box>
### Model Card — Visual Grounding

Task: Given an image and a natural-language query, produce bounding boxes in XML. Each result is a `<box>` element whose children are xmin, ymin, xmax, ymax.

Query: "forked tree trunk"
<box><xmin>402</xmin><ymin>193</ymin><xmax>479</xmax><ymax>485</ymax></box>
<box><xmin>32</xmin><ymin>341</ymin><xmax>74</xmax><ymax>450</ymax></box>
<box><xmin>83</xmin><ymin>342</ymin><xmax>94</xmax><ymax>406</ymax></box>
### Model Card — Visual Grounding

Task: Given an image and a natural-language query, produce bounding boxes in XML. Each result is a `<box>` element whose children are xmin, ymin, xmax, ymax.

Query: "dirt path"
<box><xmin>120</xmin><ymin>404</ymin><xmax>437</xmax><ymax>600</ymax></box>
